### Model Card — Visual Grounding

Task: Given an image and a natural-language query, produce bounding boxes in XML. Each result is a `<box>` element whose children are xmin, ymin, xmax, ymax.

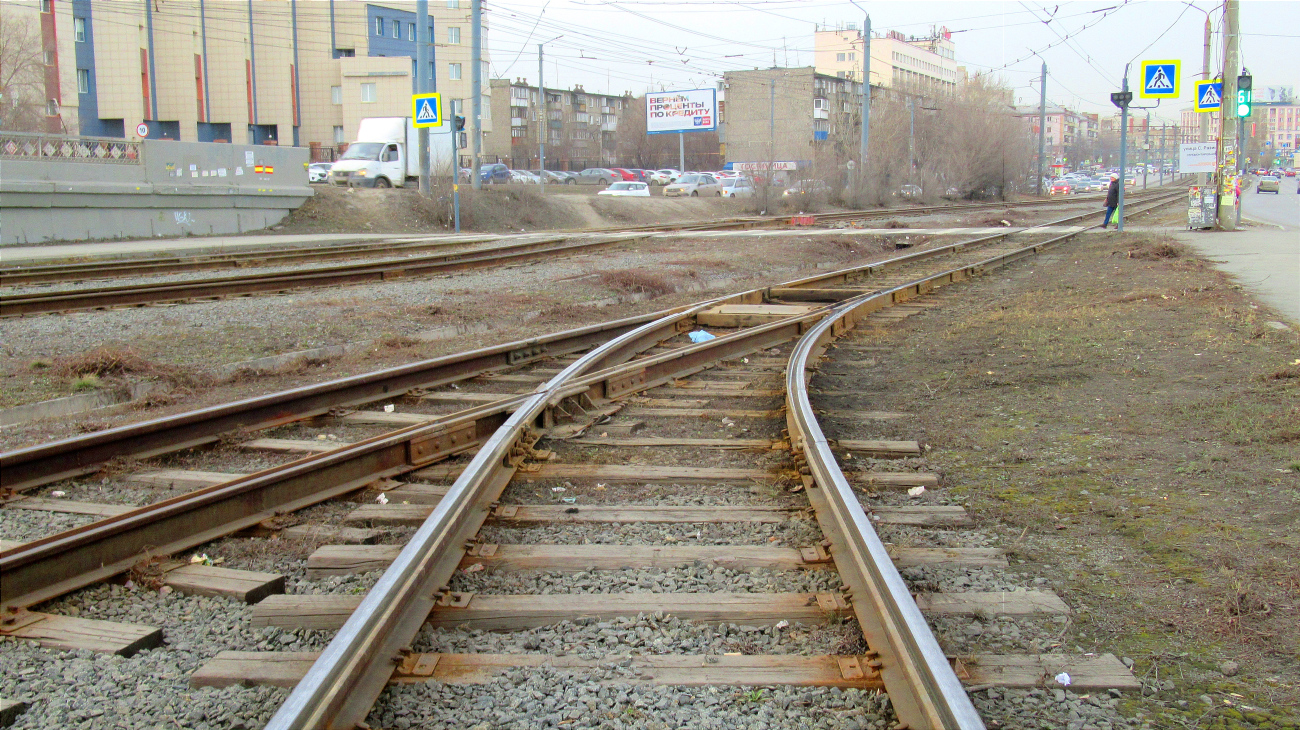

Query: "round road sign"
<box><xmin>846</xmin><ymin>160</ymin><xmax>856</xmax><ymax>170</ymax></box>
<box><xmin>136</xmin><ymin>123</ymin><xmax>150</xmax><ymax>137</ymax></box>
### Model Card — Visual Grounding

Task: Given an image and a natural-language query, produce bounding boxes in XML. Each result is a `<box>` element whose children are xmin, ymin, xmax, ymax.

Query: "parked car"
<box><xmin>597</xmin><ymin>181</ymin><xmax>651</xmax><ymax>197</ymax></box>
<box><xmin>654</xmin><ymin>169</ymin><xmax>682</xmax><ymax>184</ymax></box>
<box><xmin>308</xmin><ymin>162</ymin><xmax>333</xmax><ymax>183</ymax></box>
<box><xmin>1256</xmin><ymin>175</ymin><xmax>1280</xmax><ymax>193</ymax></box>
<box><xmin>719</xmin><ymin>177</ymin><xmax>755</xmax><ymax>198</ymax></box>
<box><xmin>663</xmin><ymin>173</ymin><xmax>722</xmax><ymax>197</ymax></box>
<box><xmin>479</xmin><ymin>163</ymin><xmax>511</xmax><ymax>184</ymax></box>
<box><xmin>896</xmin><ymin>183</ymin><xmax>923</xmax><ymax>199</ymax></box>
<box><xmin>608</xmin><ymin>167</ymin><xmax>638</xmax><ymax>182</ymax></box>
<box><xmin>784</xmin><ymin>180</ymin><xmax>833</xmax><ymax>198</ymax></box>
<box><xmin>509</xmin><ymin>170</ymin><xmax>541</xmax><ymax>184</ymax></box>
<box><xmin>575</xmin><ymin>168</ymin><xmax>621</xmax><ymax>185</ymax></box>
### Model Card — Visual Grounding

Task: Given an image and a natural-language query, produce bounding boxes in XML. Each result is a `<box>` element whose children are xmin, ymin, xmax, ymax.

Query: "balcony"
<box><xmin>511</xmin><ymin>118</ymin><xmax>525</xmax><ymax>127</ymax></box>
<box><xmin>813</xmin><ymin>108</ymin><xmax>829</xmax><ymax>120</ymax></box>
<box><xmin>601</xmin><ymin>122</ymin><xmax>617</xmax><ymax>132</ymax></box>
<box><xmin>548</xmin><ymin>120</ymin><xmax>563</xmax><ymax>129</ymax></box>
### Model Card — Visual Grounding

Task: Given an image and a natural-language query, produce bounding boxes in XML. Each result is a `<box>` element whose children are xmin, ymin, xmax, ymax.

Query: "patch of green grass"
<box><xmin>71</xmin><ymin>374</ymin><xmax>102</xmax><ymax>391</ymax></box>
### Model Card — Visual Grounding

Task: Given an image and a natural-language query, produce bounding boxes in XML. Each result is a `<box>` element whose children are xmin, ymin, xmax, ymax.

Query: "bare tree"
<box><xmin>1</xmin><ymin>10</ymin><xmax>46</xmax><ymax>132</ymax></box>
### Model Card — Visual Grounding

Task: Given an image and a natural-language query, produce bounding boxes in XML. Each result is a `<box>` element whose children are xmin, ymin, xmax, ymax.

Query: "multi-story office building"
<box><xmin>720</xmin><ymin>67</ymin><xmax>864</xmax><ymax>178</ymax></box>
<box><xmin>8</xmin><ymin>0</ymin><xmax>489</xmax><ymax>156</ymax></box>
<box><xmin>483</xmin><ymin>79</ymin><xmax>630</xmax><ymax>171</ymax></box>
<box><xmin>814</xmin><ymin>24</ymin><xmax>959</xmax><ymax>92</ymax></box>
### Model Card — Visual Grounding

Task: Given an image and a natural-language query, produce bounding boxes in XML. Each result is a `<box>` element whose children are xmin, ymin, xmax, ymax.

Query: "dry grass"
<box><xmin>598</xmin><ymin>269</ymin><xmax>677</xmax><ymax>298</ymax></box>
<box><xmin>883</xmin><ymin>220</ymin><xmax>910</xmax><ymax>229</ymax></box>
<box><xmin>53</xmin><ymin>346</ymin><xmax>210</xmax><ymax>390</ymax></box>
<box><xmin>1126</xmin><ymin>239</ymin><xmax>1188</xmax><ymax>260</ymax></box>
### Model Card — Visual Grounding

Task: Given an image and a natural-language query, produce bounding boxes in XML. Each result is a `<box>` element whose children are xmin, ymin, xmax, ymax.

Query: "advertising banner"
<box><xmin>646</xmin><ymin>89</ymin><xmax>717</xmax><ymax>135</ymax></box>
<box><xmin>1178</xmin><ymin>142</ymin><xmax>1216</xmax><ymax>174</ymax></box>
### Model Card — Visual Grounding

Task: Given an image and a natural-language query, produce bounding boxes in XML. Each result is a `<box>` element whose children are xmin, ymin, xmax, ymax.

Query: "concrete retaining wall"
<box><xmin>1</xmin><ymin>139</ymin><xmax>313</xmax><ymax>244</ymax></box>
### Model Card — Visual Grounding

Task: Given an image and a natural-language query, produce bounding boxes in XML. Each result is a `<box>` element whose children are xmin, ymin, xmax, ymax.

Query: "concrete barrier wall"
<box><xmin>1</xmin><ymin>139</ymin><xmax>313</xmax><ymax>244</ymax></box>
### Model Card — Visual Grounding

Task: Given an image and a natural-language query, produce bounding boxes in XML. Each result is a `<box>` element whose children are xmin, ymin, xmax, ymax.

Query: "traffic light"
<box><xmin>1236</xmin><ymin>74</ymin><xmax>1252</xmax><ymax>118</ymax></box>
<box><xmin>454</xmin><ymin>115</ymin><xmax>465</xmax><ymax>131</ymax></box>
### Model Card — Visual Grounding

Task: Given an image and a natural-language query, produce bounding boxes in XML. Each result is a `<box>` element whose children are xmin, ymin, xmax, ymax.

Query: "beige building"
<box><xmin>721</xmin><ymin>67</ymin><xmax>864</xmax><ymax>179</ymax></box>
<box><xmin>484</xmin><ymin>78</ymin><xmax>631</xmax><ymax>170</ymax></box>
<box><xmin>814</xmin><ymin>24</ymin><xmax>959</xmax><ymax>92</ymax></box>
<box><xmin>10</xmin><ymin>0</ymin><xmax>489</xmax><ymax>158</ymax></box>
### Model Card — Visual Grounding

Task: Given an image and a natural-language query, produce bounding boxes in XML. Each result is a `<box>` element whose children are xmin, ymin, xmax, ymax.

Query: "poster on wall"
<box><xmin>646</xmin><ymin>89</ymin><xmax>718</xmax><ymax>135</ymax></box>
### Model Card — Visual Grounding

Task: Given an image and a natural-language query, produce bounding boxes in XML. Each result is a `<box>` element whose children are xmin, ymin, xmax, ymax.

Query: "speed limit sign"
<box><xmin>136</xmin><ymin>122</ymin><xmax>150</xmax><ymax>137</ymax></box>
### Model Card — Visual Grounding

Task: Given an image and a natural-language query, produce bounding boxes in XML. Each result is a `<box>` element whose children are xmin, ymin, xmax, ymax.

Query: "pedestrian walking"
<box><xmin>1101</xmin><ymin>173</ymin><xmax>1120</xmax><ymax>229</ymax></box>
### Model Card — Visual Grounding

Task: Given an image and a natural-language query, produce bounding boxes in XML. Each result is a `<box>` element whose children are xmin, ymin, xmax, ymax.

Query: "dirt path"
<box><xmin>818</xmin><ymin>220</ymin><xmax>1299</xmax><ymax>726</ymax></box>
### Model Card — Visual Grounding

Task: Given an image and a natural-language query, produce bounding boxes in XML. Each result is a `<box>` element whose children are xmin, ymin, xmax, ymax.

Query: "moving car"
<box><xmin>575</xmin><ymin>168</ymin><xmax>621</xmax><ymax>185</ymax></box>
<box><xmin>596</xmin><ymin>181</ymin><xmax>651</xmax><ymax>197</ymax></box>
<box><xmin>785</xmin><ymin>180</ymin><xmax>833</xmax><ymax>198</ymax></box>
<box><xmin>308</xmin><ymin>162</ymin><xmax>333</xmax><ymax>183</ymax></box>
<box><xmin>663</xmin><ymin>173</ymin><xmax>722</xmax><ymax>197</ymax></box>
<box><xmin>719</xmin><ymin>177</ymin><xmax>754</xmax><ymax>198</ymax></box>
<box><xmin>895</xmin><ymin>183</ymin><xmax>923</xmax><ymax>199</ymax></box>
<box><xmin>1256</xmin><ymin>175</ymin><xmax>1280</xmax><ymax>193</ymax></box>
<box><xmin>1048</xmin><ymin>179</ymin><xmax>1072</xmax><ymax>196</ymax></box>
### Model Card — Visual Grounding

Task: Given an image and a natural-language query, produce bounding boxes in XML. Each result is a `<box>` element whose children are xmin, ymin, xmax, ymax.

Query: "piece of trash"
<box><xmin>688</xmin><ymin>330</ymin><xmax>716</xmax><ymax>343</ymax></box>
<box><xmin>907</xmin><ymin>486</ymin><xmax>926</xmax><ymax>497</ymax></box>
<box><xmin>551</xmin><ymin>486</ymin><xmax>566</xmax><ymax>492</ymax></box>
<box><xmin>383</xmin><ymin>404</ymin><xmax>395</xmax><ymax>413</ymax></box>
<box><xmin>774</xmin><ymin>620</ymin><xmax>789</xmax><ymax>630</ymax></box>
<box><xmin>561</xmin><ymin>496</ymin><xmax>577</xmax><ymax>504</ymax></box>
<box><xmin>317</xmin><ymin>434</ymin><xmax>328</xmax><ymax>440</ymax></box>
<box><xmin>1055</xmin><ymin>672</ymin><xmax>1072</xmax><ymax>686</ymax></box>
<box><xmin>742</xmin><ymin>358</ymin><xmax>749</xmax><ymax>364</ymax></box>
<box><xmin>376</xmin><ymin>493</ymin><xmax>389</xmax><ymax>504</ymax></box>
<box><xmin>596</xmin><ymin>483</ymin><xmax>607</xmax><ymax>490</ymax></box>
<box><xmin>462</xmin><ymin>563</ymin><xmax>485</xmax><ymax>574</ymax></box>
<box><xmin>564</xmin><ymin>507</ymin><xmax>579</xmax><ymax>514</ymax></box>
<box><xmin>449</xmin><ymin>383</ymin><xmax>460</xmax><ymax>389</ymax></box>
<box><xmin>1000</xmin><ymin>219</ymin><xmax>1011</xmax><ymax>226</ymax></box>
<box><xmin>50</xmin><ymin>490</ymin><xmax>67</xmax><ymax>498</ymax></box>
<box><xmin>190</xmin><ymin>553</ymin><xmax>213</xmax><ymax>566</ymax></box>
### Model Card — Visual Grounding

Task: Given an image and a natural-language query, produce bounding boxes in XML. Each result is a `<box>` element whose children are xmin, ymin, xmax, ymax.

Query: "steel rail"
<box><xmin>0</xmin><ymin>187</ymin><xmax>1174</xmax><ymax>302</ymax></box>
<box><xmin>781</xmin><ymin>191</ymin><xmax>1180</xmax><ymax>730</ymax></box>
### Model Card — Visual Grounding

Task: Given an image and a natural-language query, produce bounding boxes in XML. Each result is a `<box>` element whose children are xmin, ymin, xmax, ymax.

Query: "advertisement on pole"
<box><xmin>1178</xmin><ymin>142</ymin><xmax>1216</xmax><ymax>174</ymax></box>
<box><xmin>646</xmin><ymin>89</ymin><xmax>717</xmax><ymax>135</ymax></box>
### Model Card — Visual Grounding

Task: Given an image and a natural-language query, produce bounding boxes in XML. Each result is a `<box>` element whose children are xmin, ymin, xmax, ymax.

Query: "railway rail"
<box><xmin>0</xmin><ymin>191</ymin><xmax>1175</xmax><ymax>729</ymax></box>
<box><xmin>0</xmin><ymin>189</ymin><xmax>1172</xmax><ymax>317</ymax></box>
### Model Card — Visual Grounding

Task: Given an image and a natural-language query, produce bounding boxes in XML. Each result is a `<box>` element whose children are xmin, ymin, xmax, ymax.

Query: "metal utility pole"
<box><xmin>907</xmin><ymin>96</ymin><xmax>915</xmax><ymax>182</ymax></box>
<box><xmin>1117</xmin><ymin>70</ymin><xmax>1130</xmax><ymax>232</ymax></box>
<box><xmin>538</xmin><ymin>45</ymin><xmax>546</xmax><ymax>189</ymax></box>
<box><xmin>678</xmin><ymin>133</ymin><xmax>685</xmax><ymax>172</ymax></box>
<box><xmin>765</xmin><ymin>77</ymin><xmax>775</xmax><ymax>212</ymax></box>
<box><xmin>860</xmin><ymin>14</ymin><xmax>871</xmax><ymax>191</ymax></box>
<box><xmin>417</xmin><ymin>0</ymin><xmax>430</xmax><ymax>195</ymax></box>
<box><xmin>1037</xmin><ymin>62</ymin><xmax>1047</xmax><ymax>195</ymax></box>
<box><xmin>1200</xmin><ymin>12</ymin><xmax>1212</xmax><ymax>185</ymax></box>
<box><xmin>1218</xmin><ymin>0</ymin><xmax>1239</xmax><ymax>230</ymax></box>
<box><xmin>470</xmin><ymin>0</ymin><xmax>483</xmax><ymax>190</ymax></box>
<box><xmin>1160</xmin><ymin>124</ymin><xmax>1166</xmax><ymax>185</ymax></box>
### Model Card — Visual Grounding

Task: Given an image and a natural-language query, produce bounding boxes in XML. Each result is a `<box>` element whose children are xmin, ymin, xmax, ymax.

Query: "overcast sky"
<box><xmin>482</xmin><ymin>0</ymin><xmax>1298</xmax><ymax>123</ymax></box>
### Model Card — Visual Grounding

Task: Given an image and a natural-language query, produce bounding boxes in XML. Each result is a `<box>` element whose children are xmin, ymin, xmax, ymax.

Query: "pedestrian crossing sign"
<box><xmin>1140</xmin><ymin>60</ymin><xmax>1180</xmax><ymax>99</ymax></box>
<box><xmin>1194</xmin><ymin>80</ymin><xmax>1223</xmax><ymax>112</ymax></box>
<box><xmin>412</xmin><ymin>93</ymin><xmax>443</xmax><ymax>128</ymax></box>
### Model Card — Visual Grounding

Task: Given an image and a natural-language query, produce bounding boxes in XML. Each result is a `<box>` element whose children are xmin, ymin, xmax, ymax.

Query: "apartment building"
<box><xmin>484</xmin><ymin>78</ymin><xmax>630</xmax><ymax>171</ymax></box>
<box><xmin>11</xmin><ymin>0</ymin><xmax>489</xmax><ymax>154</ymax></box>
<box><xmin>1179</xmin><ymin>108</ymin><xmax>1220</xmax><ymax>145</ymax></box>
<box><xmin>1016</xmin><ymin>104</ymin><xmax>1099</xmax><ymax>163</ymax></box>
<box><xmin>814</xmin><ymin>24</ymin><xmax>959</xmax><ymax>92</ymax></box>
<box><xmin>720</xmin><ymin>67</ymin><xmax>864</xmax><ymax>178</ymax></box>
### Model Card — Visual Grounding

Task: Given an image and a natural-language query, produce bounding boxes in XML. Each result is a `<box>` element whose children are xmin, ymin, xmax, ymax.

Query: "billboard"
<box><xmin>646</xmin><ymin>89</ymin><xmax>717</xmax><ymax>135</ymax></box>
<box><xmin>1179</xmin><ymin>142</ymin><xmax>1217</xmax><ymax>174</ymax></box>
<box><xmin>1259</xmin><ymin>86</ymin><xmax>1294</xmax><ymax>104</ymax></box>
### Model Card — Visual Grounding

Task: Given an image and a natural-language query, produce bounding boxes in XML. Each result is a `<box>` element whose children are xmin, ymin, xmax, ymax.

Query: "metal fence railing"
<box><xmin>0</xmin><ymin>131</ymin><xmax>142</xmax><ymax>164</ymax></box>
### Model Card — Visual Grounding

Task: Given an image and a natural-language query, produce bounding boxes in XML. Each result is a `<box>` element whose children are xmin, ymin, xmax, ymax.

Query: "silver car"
<box><xmin>663</xmin><ymin>173</ymin><xmax>722</xmax><ymax>197</ymax></box>
<box><xmin>719</xmin><ymin>177</ymin><xmax>755</xmax><ymax>198</ymax></box>
<box><xmin>575</xmin><ymin>168</ymin><xmax>621</xmax><ymax>185</ymax></box>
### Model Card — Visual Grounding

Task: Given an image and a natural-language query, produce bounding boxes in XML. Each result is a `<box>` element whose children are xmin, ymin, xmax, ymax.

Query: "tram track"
<box><xmin>0</xmin><ymin>189</ymin><xmax>1173</xmax><ymax>318</ymax></box>
<box><xmin>0</xmin><ymin>191</ymin><xmax>1177</xmax><ymax>730</ymax></box>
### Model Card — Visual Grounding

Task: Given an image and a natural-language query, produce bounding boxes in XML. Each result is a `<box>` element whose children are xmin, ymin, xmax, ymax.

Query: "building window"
<box><xmin>44</xmin><ymin>50</ymin><xmax>56</xmax><ymax>65</ymax></box>
<box><xmin>361</xmin><ymin>83</ymin><xmax>377</xmax><ymax>102</ymax></box>
<box><xmin>76</xmin><ymin>69</ymin><xmax>90</xmax><ymax>93</ymax></box>
<box><xmin>408</xmin><ymin>22</ymin><xmax>415</xmax><ymax>40</ymax></box>
<box><xmin>448</xmin><ymin>26</ymin><xmax>460</xmax><ymax>44</ymax></box>
<box><xmin>449</xmin><ymin>63</ymin><xmax>461</xmax><ymax>80</ymax></box>
<box><xmin>849</xmin><ymin>53</ymin><xmax>855</xmax><ymax>60</ymax></box>
<box><xmin>46</xmin><ymin>99</ymin><xmax>59</xmax><ymax>115</ymax></box>
<box><xmin>375</xmin><ymin>17</ymin><xmax>384</xmax><ymax>36</ymax></box>
<box><xmin>40</xmin><ymin>0</ymin><xmax>50</xmax><ymax>11</ymax></box>
<box><xmin>336</xmin><ymin>48</ymin><xmax>355</xmax><ymax>57</ymax></box>
<box><xmin>74</xmin><ymin>17</ymin><xmax>86</xmax><ymax>42</ymax></box>
<box><xmin>447</xmin><ymin>0</ymin><xmax>460</xmax><ymax>7</ymax></box>
<box><xmin>836</xmin><ymin>53</ymin><xmax>845</xmax><ymax>62</ymax></box>
<box><xmin>334</xmin><ymin>126</ymin><xmax>345</xmax><ymax>144</ymax></box>
<box><xmin>331</xmin><ymin>86</ymin><xmax>342</xmax><ymax>104</ymax></box>
<box><xmin>393</xmin><ymin>21</ymin><xmax>400</xmax><ymax>39</ymax></box>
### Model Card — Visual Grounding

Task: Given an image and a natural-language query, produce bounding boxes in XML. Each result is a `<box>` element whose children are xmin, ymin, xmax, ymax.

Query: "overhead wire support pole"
<box><xmin>1037</xmin><ymin>62</ymin><xmax>1047</xmax><ymax>196</ymax></box>
<box><xmin>679</xmin><ymin>132</ymin><xmax>685</xmax><ymax>172</ymax></box>
<box><xmin>861</xmin><ymin>13</ymin><xmax>871</xmax><ymax>194</ymax></box>
<box><xmin>470</xmin><ymin>0</ymin><xmax>482</xmax><ymax>190</ymax></box>
<box><xmin>538</xmin><ymin>45</ymin><xmax>545</xmax><ymax>191</ymax></box>
<box><xmin>417</xmin><ymin>0</ymin><xmax>430</xmax><ymax>195</ymax></box>
<box><xmin>1117</xmin><ymin>68</ymin><xmax>1129</xmax><ymax>232</ymax></box>
<box><xmin>1219</xmin><ymin>0</ymin><xmax>1239</xmax><ymax>231</ymax></box>
<box><xmin>1143</xmin><ymin>112</ymin><xmax>1150</xmax><ymax>190</ymax></box>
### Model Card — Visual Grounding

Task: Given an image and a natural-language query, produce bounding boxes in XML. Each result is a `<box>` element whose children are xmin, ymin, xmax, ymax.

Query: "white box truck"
<box><xmin>329</xmin><ymin>117</ymin><xmax>453</xmax><ymax>188</ymax></box>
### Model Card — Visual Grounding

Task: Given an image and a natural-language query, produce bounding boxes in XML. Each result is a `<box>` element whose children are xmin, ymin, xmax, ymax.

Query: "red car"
<box><xmin>1286</xmin><ymin>169</ymin><xmax>1297</xmax><ymax>177</ymax></box>
<box><xmin>1048</xmin><ymin>180</ymin><xmax>1072</xmax><ymax>196</ymax></box>
<box><xmin>609</xmin><ymin>168</ymin><xmax>637</xmax><ymax>182</ymax></box>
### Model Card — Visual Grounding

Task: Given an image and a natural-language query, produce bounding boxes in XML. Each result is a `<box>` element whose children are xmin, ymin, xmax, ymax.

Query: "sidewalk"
<box><xmin>1172</xmin><ymin>224</ymin><xmax>1300</xmax><ymax>325</ymax></box>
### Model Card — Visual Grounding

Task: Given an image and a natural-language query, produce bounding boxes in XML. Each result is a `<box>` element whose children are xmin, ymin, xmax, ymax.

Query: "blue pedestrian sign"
<box><xmin>1194</xmin><ymin>80</ymin><xmax>1222</xmax><ymax>112</ymax></box>
<box><xmin>412</xmin><ymin>92</ymin><xmax>443</xmax><ymax>128</ymax></box>
<box><xmin>1139</xmin><ymin>60</ymin><xmax>1180</xmax><ymax>99</ymax></box>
